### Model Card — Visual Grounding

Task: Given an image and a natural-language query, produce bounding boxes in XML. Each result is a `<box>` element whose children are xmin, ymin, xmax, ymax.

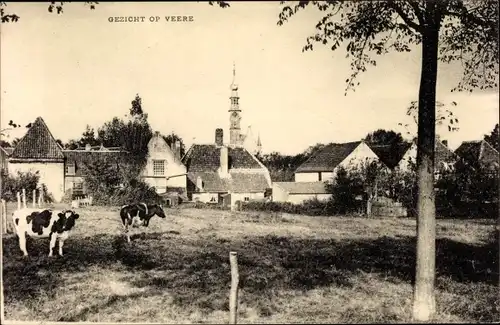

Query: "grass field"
<box><xmin>2</xmin><ymin>202</ymin><xmax>499</xmax><ymax>323</ymax></box>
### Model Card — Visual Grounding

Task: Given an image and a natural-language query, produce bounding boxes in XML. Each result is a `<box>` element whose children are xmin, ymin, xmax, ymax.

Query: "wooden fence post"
<box><xmin>22</xmin><ymin>188</ymin><xmax>26</xmax><ymax>209</ymax></box>
<box><xmin>16</xmin><ymin>192</ymin><xmax>21</xmax><ymax>210</ymax></box>
<box><xmin>1</xmin><ymin>199</ymin><xmax>7</xmax><ymax>234</ymax></box>
<box><xmin>229</xmin><ymin>251</ymin><xmax>239</xmax><ymax>324</ymax></box>
<box><xmin>33</xmin><ymin>189</ymin><xmax>36</xmax><ymax>208</ymax></box>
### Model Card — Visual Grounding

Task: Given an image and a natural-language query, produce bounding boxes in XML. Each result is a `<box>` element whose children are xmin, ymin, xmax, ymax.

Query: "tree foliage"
<box><xmin>364</xmin><ymin>129</ymin><xmax>406</xmax><ymax>146</ymax></box>
<box><xmin>162</xmin><ymin>132</ymin><xmax>186</xmax><ymax>158</ymax></box>
<box><xmin>0</xmin><ymin>1</ymin><xmax>98</xmax><ymax>23</ymax></box>
<box><xmin>97</xmin><ymin>94</ymin><xmax>153</xmax><ymax>163</ymax></box>
<box><xmin>277</xmin><ymin>0</ymin><xmax>498</xmax><ymax>94</ymax></box>
<box><xmin>484</xmin><ymin>123</ymin><xmax>499</xmax><ymax>152</ymax></box>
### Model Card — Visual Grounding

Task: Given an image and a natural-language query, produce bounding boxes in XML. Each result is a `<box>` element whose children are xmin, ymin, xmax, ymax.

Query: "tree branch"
<box><xmin>390</xmin><ymin>1</ymin><xmax>423</xmax><ymax>33</ymax></box>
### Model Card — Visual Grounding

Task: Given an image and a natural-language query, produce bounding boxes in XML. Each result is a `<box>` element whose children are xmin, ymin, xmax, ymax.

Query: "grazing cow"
<box><xmin>119</xmin><ymin>203</ymin><xmax>166</xmax><ymax>243</ymax></box>
<box><xmin>12</xmin><ymin>208</ymin><xmax>80</xmax><ymax>257</ymax></box>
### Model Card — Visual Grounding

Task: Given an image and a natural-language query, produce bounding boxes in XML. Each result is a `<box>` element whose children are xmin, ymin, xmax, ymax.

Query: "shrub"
<box><xmin>241</xmin><ymin>198</ymin><xmax>338</xmax><ymax>216</ymax></box>
<box><xmin>80</xmin><ymin>154</ymin><xmax>160</xmax><ymax>206</ymax></box>
<box><xmin>1</xmin><ymin>171</ymin><xmax>53</xmax><ymax>203</ymax></box>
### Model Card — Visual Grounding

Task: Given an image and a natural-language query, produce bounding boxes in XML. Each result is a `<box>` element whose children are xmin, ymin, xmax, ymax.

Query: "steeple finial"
<box><xmin>231</xmin><ymin>62</ymin><xmax>238</xmax><ymax>91</ymax></box>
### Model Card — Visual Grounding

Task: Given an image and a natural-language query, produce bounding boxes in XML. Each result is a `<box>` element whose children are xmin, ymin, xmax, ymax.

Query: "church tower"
<box><xmin>229</xmin><ymin>63</ymin><xmax>242</xmax><ymax>146</ymax></box>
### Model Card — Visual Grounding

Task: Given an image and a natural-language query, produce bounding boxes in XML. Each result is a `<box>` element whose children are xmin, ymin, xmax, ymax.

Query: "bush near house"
<box><xmin>80</xmin><ymin>154</ymin><xmax>161</xmax><ymax>206</ymax></box>
<box><xmin>1</xmin><ymin>170</ymin><xmax>53</xmax><ymax>203</ymax></box>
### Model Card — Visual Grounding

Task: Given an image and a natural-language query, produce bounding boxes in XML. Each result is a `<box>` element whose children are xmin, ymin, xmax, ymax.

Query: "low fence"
<box><xmin>1</xmin><ymin>188</ymin><xmax>47</xmax><ymax>234</ymax></box>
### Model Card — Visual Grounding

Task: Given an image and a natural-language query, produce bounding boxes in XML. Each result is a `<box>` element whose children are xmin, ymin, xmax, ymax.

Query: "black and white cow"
<box><xmin>12</xmin><ymin>208</ymin><xmax>80</xmax><ymax>257</ymax></box>
<box><xmin>119</xmin><ymin>203</ymin><xmax>166</xmax><ymax>243</ymax></box>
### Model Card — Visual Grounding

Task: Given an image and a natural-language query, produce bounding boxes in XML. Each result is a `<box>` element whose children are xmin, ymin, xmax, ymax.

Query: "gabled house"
<box><xmin>272</xmin><ymin>181</ymin><xmax>332</xmax><ymax>204</ymax></box>
<box><xmin>140</xmin><ymin>132</ymin><xmax>187</xmax><ymax>195</ymax></box>
<box><xmin>455</xmin><ymin>139</ymin><xmax>499</xmax><ymax>171</ymax></box>
<box><xmin>63</xmin><ymin>144</ymin><xmax>128</xmax><ymax>197</ymax></box>
<box><xmin>8</xmin><ymin>117</ymin><xmax>66</xmax><ymax>202</ymax></box>
<box><xmin>397</xmin><ymin>139</ymin><xmax>457</xmax><ymax>175</ymax></box>
<box><xmin>182</xmin><ymin>128</ymin><xmax>272</xmax><ymax>205</ymax></box>
<box><xmin>294</xmin><ymin>140</ymin><xmax>381</xmax><ymax>182</ymax></box>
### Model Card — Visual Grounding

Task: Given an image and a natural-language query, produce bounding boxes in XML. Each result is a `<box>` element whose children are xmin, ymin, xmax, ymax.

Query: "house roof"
<box><xmin>435</xmin><ymin>140</ymin><xmax>456</xmax><ymax>164</ymax></box>
<box><xmin>183</xmin><ymin>143</ymin><xmax>270</xmax><ymax>193</ymax></box>
<box><xmin>455</xmin><ymin>140</ymin><xmax>499</xmax><ymax>167</ymax></box>
<box><xmin>295</xmin><ymin>141</ymin><xmax>361</xmax><ymax>173</ymax></box>
<box><xmin>182</xmin><ymin>144</ymin><xmax>262</xmax><ymax>171</ymax></box>
<box><xmin>63</xmin><ymin>150</ymin><xmax>129</xmax><ymax>176</ymax></box>
<box><xmin>367</xmin><ymin>142</ymin><xmax>412</xmax><ymax>169</ymax></box>
<box><xmin>10</xmin><ymin>117</ymin><xmax>65</xmax><ymax>161</ymax></box>
<box><xmin>274</xmin><ymin>181</ymin><xmax>330</xmax><ymax>195</ymax></box>
<box><xmin>187</xmin><ymin>171</ymin><xmax>270</xmax><ymax>193</ymax></box>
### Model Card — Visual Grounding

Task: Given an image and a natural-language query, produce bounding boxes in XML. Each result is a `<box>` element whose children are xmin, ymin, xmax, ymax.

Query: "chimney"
<box><xmin>172</xmin><ymin>140</ymin><xmax>181</xmax><ymax>160</ymax></box>
<box><xmin>219</xmin><ymin>146</ymin><xmax>229</xmax><ymax>177</ymax></box>
<box><xmin>215</xmin><ymin>128</ymin><xmax>223</xmax><ymax>146</ymax></box>
<box><xmin>442</xmin><ymin>140</ymin><xmax>448</xmax><ymax>147</ymax></box>
<box><xmin>85</xmin><ymin>143</ymin><xmax>92</xmax><ymax>151</ymax></box>
<box><xmin>196</xmin><ymin>176</ymin><xmax>203</xmax><ymax>192</ymax></box>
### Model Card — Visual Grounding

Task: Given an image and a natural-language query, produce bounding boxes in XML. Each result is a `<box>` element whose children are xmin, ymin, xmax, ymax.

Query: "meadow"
<box><xmin>2</xmin><ymin>202</ymin><xmax>498</xmax><ymax>323</ymax></box>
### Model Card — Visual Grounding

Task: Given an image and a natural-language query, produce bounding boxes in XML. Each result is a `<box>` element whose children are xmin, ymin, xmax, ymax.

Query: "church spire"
<box><xmin>229</xmin><ymin>63</ymin><xmax>242</xmax><ymax>146</ymax></box>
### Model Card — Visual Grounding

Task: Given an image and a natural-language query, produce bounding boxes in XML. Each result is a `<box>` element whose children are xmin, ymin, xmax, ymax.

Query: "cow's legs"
<box><xmin>58</xmin><ymin>239</ymin><xmax>65</xmax><ymax>256</ymax></box>
<box><xmin>18</xmin><ymin>232</ymin><xmax>28</xmax><ymax>256</ymax></box>
<box><xmin>124</xmin><ymin>215</ymin><xmax>131</xmax><ymax>243</ymax></box>
<box><xmin>49</xmin><ymin>234</ymin><xmax>57</xmax><ymax>257</ymax></box>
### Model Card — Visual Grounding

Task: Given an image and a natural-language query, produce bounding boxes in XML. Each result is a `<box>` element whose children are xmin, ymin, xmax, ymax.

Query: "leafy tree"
<box><xmin>162</xmin><ymin>132</ymin><xmax>186</xmax><ymax>158</ymax></box>
<box><xmin>484</xmin><ymin>123</ymin><xmax>499</xmax><ymax>152</ymax></box>
<box><xmin>129</xmin><ymin>93</ymin><xmax>144</xmax><ymax>118</ymax></box>
<box><xmin>97</xmin><ymin>94</ymin><xmax>153</xmax><ymax>165</ymax></box>
<box><xmin>0</xmin><ymin>140</ymin><xmax>11</xmax><ymax>148</ymax></box>
<box><xmin>0</xmin><ymin>1</ymin><xmax>98</xmax><ymax>23</ymax></box>
<box><xmin>55</xmin><ymin>139</ymin><xmax>65</xmax><ymax>148</ymax></box>
<box><xmin>277</xmin><ymin>0</ymin><xmax>498</xmax><ymax>320</ymax></box>
<box><xmin>78</xmin><ymin>124</ymin><xmax>100</xmax><ymax>148</ymax></box>
<box><xmin>364</xmin><ymin>129</ymin><xmax>406</xmax><ymax>146</ymax></box>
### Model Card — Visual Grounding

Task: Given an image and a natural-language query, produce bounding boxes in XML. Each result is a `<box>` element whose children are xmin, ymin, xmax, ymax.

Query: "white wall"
<box><xmin>232</xmin><ymin>192</ymin><xmax>265</xmax><ymax>203</ymax></box>
<box><xmin>329</xmin><ymin>142</ymin><xmax>380</xmax><ymax>179</ymax></box>
<box><xmin>398</xmin><ymin>143</ymin><xmax>417</xmax><ymax>172</ymax></box>
<box><xmin>295</xmin><ymin>172</ymin><xmax>320</xmax><ymax>182</ymax></box>
<box><xmin>9</xmin><ymin>162</ymin><xmax>65</xmax><ymax>202</ymax></box>
<box><xmin>192</xmin><ymin>192</ymin><xmax>219</xmax><ymax>203</ymax></box>
<box><xmin>272</xmin><ymin>183</ymin><xmax>289</xmax><ymax>202</ymax></box>
<box><xmin>142</xmin><ymin>135</ymin><xmax>187</xmax><ymax>191</ymax></box>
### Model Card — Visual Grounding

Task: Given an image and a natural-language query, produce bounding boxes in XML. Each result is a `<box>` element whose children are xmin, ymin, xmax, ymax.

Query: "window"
<box><xmin>153</xmin><ymin>160</ymin><xmax>165</xmax><ymax>176</ymax></box>
<box><xmin>210</xmin><ymin>196</ymin><xmax>217</xmax><ymax>203</ymax></box>
<box><xmin>66</xmin><ymin>162</ymin><xmax>76</xmax><ymax>175</ymax></box>
<box><xmin>318</xmin><ymin>172</ymin><xmax>322</xmax><ymax>181</ymax></box>
<box><xmin>244</xmin><ymin>197</ymin><xmax>250</xmax><ymax>202</ymax></box>
<box><xmin>73</xmin><ymin>182</ymin><xmax>84</xmax><ymax>195</ymax></box>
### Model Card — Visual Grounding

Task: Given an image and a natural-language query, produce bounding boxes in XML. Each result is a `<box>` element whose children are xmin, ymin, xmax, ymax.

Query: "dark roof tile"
<box><xmin>10</xmin><ymin>117</ymin><xmax>64</xmax><ymax>161</ymax></box>
<box><xmin>295</xmin><ymin>141</ymin><xmax>361</xmax><ymax>172</ymax></box>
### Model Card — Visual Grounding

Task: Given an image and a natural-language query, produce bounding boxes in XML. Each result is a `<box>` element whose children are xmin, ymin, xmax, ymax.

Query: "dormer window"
<box><xmin>66</xmin><ymin>162</ymin><xmax>76</xmax><ymax>175</ymax></box>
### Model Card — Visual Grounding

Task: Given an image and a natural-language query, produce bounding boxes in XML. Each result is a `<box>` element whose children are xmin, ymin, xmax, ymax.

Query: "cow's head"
<box><xmin>54</xmin><ymin>210</ymin><xmax>80</xmax><ymax>233</ymax></box>
<box><xmin>153</xmin><ymin>204</ymin><xmax>166</xmax><ymax>218</ymax></box>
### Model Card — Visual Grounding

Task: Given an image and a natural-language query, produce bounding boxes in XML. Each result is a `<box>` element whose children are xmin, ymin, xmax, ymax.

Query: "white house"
<box><xmin>294</xmin><ymin>140</ymin><xmax>381</xmax><ymax>182</ymax></box>
<box><xmin>272</xmin><ymin>181</ymin><xmax>332</xmax><ymax>204</ymax></box>
<box><xmin>8</xmin><ymin>117</ymin><xmax>66</xmax><ymax>202</ymax></box>
<box><xmin>398</xmin><ymin>139</ymin><xmax>456</xmax><ymax>174</ymax></box>
<box><xmin>140</xmin><ymin>132</ymin><xmax>187</xmax><ymax>194</ymax></box>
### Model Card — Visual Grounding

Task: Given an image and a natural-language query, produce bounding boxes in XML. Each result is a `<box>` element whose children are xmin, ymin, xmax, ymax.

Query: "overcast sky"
<box><xmin>1</xmin><ymin>2</ymin><xmax>498</xmax><ymax>155</ymax></box>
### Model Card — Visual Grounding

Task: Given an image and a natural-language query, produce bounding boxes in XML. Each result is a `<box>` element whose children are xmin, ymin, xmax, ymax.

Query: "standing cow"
<box><xmin>12</xmin><ymin>208</ymin><xmax>80</xmax><ymax>257</ymax></box>
<box><xmin>119</xmin><ymin>203</ymin><xmax>166</xmax><ymax>243</ymax></box>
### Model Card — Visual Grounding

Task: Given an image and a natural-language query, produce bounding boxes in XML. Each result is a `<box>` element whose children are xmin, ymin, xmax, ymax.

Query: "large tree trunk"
<box><xmin>412</xmin><ymin>9</ymin><xmax>440</xmax><ymax>322</ymax></box>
